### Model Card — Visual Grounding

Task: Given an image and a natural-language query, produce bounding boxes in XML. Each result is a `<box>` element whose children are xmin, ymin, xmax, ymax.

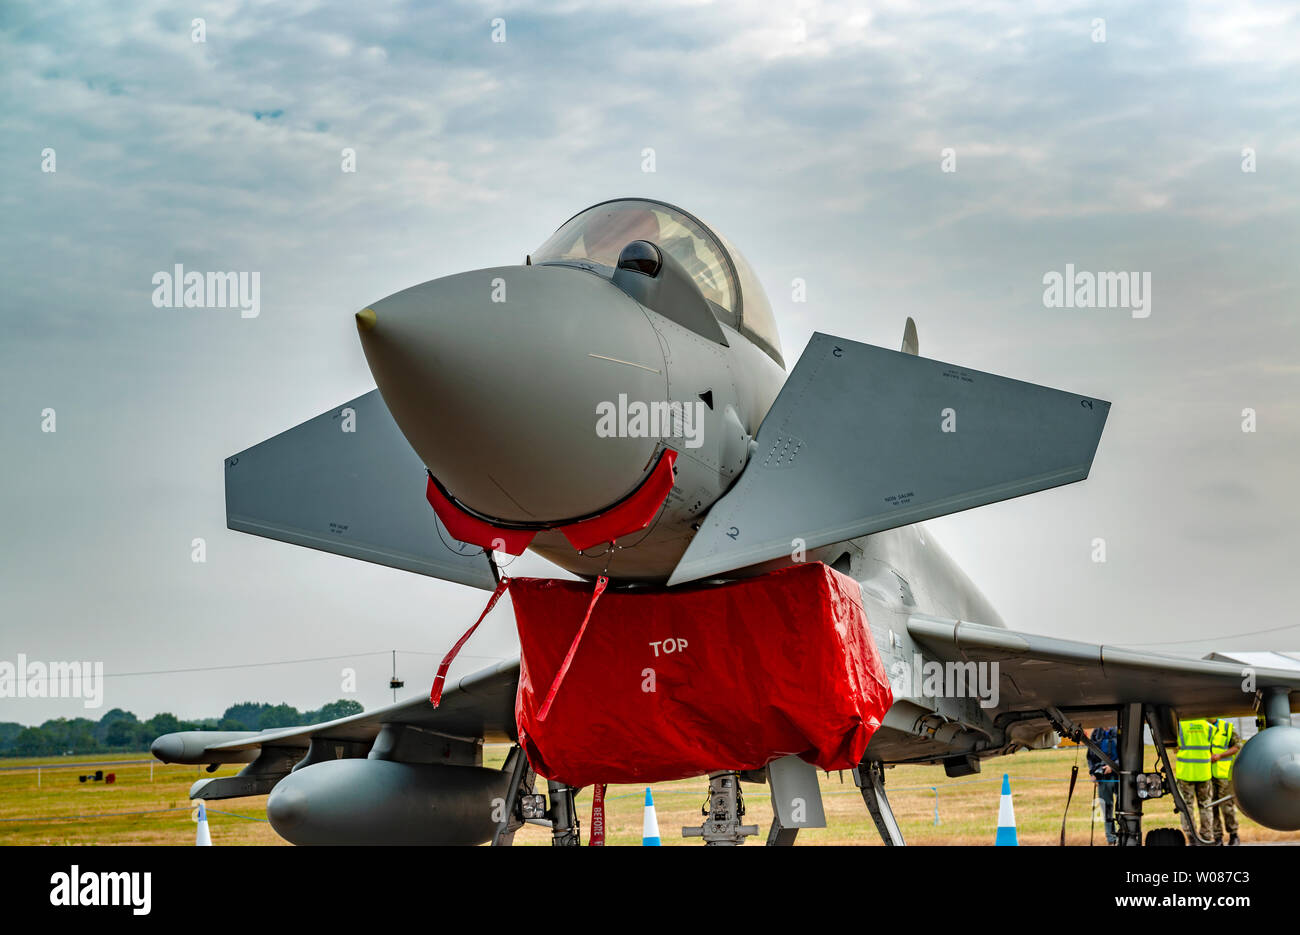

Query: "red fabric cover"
<box><xmin>424</xmin><ymin>475</ymin><xmax>536</xmax><ymax>555</ymax></box>
<box><xmin>511</xmin><ymin>563</ymin><xmax>893</xmax><ymax>786</ymax></box>
<box><xmin>559</xmin><ymin>449</ymin><xmax>677</xmax><ymax>551</ymax></box>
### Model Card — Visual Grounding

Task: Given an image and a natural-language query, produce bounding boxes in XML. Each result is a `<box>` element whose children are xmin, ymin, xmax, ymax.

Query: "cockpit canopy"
<box><xmin>532</xmin><ymin>198</ymin><xmax>783</xmax><ymax>367</ymax></box>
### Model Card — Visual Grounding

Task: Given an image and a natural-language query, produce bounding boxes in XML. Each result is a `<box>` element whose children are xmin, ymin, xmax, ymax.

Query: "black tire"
<box><xmin>1145</xmin><ymin>827</ymin><xmax>1187</xmax><ymax>846</ymax></box>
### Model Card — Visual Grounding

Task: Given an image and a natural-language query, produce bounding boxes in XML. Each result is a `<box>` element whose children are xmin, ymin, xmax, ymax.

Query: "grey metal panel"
<box><xmin>225</xmin><ymin>389</ymin><xmax>496</xmax><ymax>591</ymax></box>
<box><xmin>669</xmin><ymin>332</ymin><xmax>1110</xmax><ymax>585</ymax></box>
<box><xmin>198</xmin><ymin>659</ymin><xmax>522</xmax><ymax>754</ymax></box>
<box><xmin>768</xmin><ymin>755</ymin><xmax>827</xmax><ymax>828</ymax></box>
<box><xmin>907</xmin><ymin>617</ymin><xmax>1298</xmax><ymax>718</ymax></box>
<box><xmin>189</xmin><ymin>745</ymin><xmax>299</xmax><ymax>800</ymax></box>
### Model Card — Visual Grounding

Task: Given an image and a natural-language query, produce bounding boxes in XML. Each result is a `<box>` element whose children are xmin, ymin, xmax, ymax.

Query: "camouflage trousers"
<box><xmin>1177</xmin><ymin>779</ymin><xmax>1213</xmax><ymax>841</ymax></box>
<box><xmin>1211</xmin><ymin>776</ymin><xmax>1238</xmax><ymax>838</ymax></box>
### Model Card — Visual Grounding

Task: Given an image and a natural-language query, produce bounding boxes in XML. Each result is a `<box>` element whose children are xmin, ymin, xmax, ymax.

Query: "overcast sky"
<box><xmin>3</xmin><ymin>0</ymin><xmax>1298</xmax><ymax>724</ymax></box>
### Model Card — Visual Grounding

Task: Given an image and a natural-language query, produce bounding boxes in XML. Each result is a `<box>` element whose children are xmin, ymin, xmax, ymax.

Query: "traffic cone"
<box><xmin>995</xmin><ymin>773</ymin><xmax>1017</xmax><ymax>846</ymax></box>
<box><xmin>195</xmin><ymin>800</ymin><xmax>213</xmax><ymax>846</ymax></box>
<box><xmin>642</xmin><ymin>787</ymin><xmax>661</xmax><ymax>846</ymax></box>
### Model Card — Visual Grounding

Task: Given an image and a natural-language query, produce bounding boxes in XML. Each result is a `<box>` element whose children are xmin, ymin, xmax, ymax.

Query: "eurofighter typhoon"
<box><xmin>153</xmin><ymin>199</ymin><xmax>1300</xmax><ymax>846</ymax></box>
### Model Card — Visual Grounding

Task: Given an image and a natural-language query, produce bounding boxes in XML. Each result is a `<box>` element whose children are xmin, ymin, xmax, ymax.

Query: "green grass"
<box><xmin>2</xmin><ymin>746</ymin><xmax>1295</xmax><ymax>845</ymax></box>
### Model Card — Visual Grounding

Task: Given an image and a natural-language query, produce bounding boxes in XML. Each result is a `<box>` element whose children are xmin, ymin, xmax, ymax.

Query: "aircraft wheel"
<box><xmin>1144</xmin><ymin>828</ymin><xmax>1186</xmax><ymax>846</ymax></box>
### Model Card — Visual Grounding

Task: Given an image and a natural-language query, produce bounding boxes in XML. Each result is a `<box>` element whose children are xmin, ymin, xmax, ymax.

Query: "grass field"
<box><xmin>3</xmin><ymin>746</ymin><xmax>1297</xmax><ymax>846</ymax></box>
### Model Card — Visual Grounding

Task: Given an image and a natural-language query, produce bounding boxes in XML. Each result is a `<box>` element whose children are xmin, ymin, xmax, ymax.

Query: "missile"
<box><xmin>151</xmin><ymin>731</ymin><xmax>261</xmax><ymax>765</ymax></box>
<box><xmin>1231</xmin><ymin>725</ymin><xmax>1300</xmax><ymax>831</ymax></box>
<box><xmin>266</xmin><ymin>758</ymin><xmax>512</xmax><ymax>845</ymax></box>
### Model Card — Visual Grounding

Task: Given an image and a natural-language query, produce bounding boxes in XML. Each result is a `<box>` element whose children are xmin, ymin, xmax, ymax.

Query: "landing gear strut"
<box><xmin>683</xmin><ymin>771</ymin><xmax>759</xmax><ymax>845</ymax></box>
<box><xmin>853</xmin><ymin>760</ymin><xmax>906</xmax><ymax>846</ymax></box>
<box><xmin>492</xmin><ymin>745</ymin><xmax>535</xmax><ymax>847</ymax></box>
<box><xmin>1049</xmin><ymin>703</ymin><xmax>1149</xmax><ymax>846</ymax></box>
<box><xmin>547</xmin><ymin>779</ymin><xmax>581</xmax><ymax>846</ymax></box>
<box><xmin>1115</xmin><ymin>703</ymin><xmax>1145</xmax><ymax>846</ymax></box>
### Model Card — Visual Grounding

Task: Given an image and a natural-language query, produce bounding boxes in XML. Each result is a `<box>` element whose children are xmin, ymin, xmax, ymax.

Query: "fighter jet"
<box><xmin>153</xmin><ymin>198</ymin><xmax>1300</xmax><ymax>846</ymax></box>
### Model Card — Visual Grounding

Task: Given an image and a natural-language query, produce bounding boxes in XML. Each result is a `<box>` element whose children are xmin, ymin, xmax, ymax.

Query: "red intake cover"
<box><xmin>510</xmin><ymin>563</ymin><xmax>893</xmax><ymax>786</ymax></box>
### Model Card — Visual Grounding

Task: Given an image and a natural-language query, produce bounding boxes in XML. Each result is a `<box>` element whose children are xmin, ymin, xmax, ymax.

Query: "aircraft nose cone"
<box><xmin>267</xmin><ymin>784</ymin><xmax>309</xmax><ymax>831</ymax></box>
<box><xmin>357</xmin><ymin>265</ymin><xmax>668</xmax><ymax>523</ymax></box>
<box><xmin>150</xmin><ymin>735</ymin><xmax>182</xmax><ymax>763</ymax></box>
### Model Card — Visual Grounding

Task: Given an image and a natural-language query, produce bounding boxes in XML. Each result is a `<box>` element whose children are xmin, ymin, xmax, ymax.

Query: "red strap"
<box><xmin>589</xmin><ymin>783</ymin><xmax>607</xmax><ymax>846</ymax></box>
<box><xmin>537</xmin><ymin>575</ymin><xmax>608</xmax><ymax>721</ymax></box>
<box><xmin>429</xmin><ymin>577</ymin><xmax>509</xmax><ymax>708</ymax></box>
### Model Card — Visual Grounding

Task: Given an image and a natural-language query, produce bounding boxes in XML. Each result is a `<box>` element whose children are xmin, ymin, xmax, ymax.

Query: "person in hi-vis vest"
<box><xmin>1208</xmin><ymin>717</ymin><xmax>1242</xmax><ymax>846</ymax></box>
<box><xmin>1175</xmin><ymin>718</ymin><xmax>1214</xmax><ymax>843</ymax></box>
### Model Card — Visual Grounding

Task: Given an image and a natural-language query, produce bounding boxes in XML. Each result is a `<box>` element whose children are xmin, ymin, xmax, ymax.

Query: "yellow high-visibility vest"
<box><xmin>1176</xmin><ymin>719</ymin><xmax>1212</xmax><ymax>782</ymax></box>
<box><xmin>1209</xmin><ymin>719</ymin><xmax>1236</xmax><ymax>780</ymax></box>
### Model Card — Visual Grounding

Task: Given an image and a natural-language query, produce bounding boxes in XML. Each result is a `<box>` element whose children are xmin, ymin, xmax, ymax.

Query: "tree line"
<box><xmin>0</xmin><ymin>700</ymin><xmax>364</xmax><ymax>757</ymax></box>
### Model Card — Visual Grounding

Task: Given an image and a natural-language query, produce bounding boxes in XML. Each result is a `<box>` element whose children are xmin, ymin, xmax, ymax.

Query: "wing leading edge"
<box><xmin>907</xmin><ymin>616</ymin><xmax>1297</xmax><ymax>718</ymax></box>
<box><xmin>153</xmin><ymin>659</ymin><xmax>520</xmax><ymax>800</ymax></box>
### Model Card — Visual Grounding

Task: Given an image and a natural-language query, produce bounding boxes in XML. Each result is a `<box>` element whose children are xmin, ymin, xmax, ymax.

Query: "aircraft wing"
<box><xmin>907</xmin><ymin>615</ymin><xmax>1298</xmax><ymax>719</ymax></box>
<box><xmin>669</xmin><ymin>332</ymin><xmax>1109</xmax><ymax>585</ymax></box>
<box><xmin>224</xmin><ymin>389</ymin><xmax>498</xmax><ymax>591</ymax></box>
<box><xmin>154</xmin><ymin>659</ymin><xmax>520</xmax><ymax>799</ymax></box>
<box><xmin>217</xmin><ymin>659</ymin><xmax>519</xmax><ymax>752</ymax></box>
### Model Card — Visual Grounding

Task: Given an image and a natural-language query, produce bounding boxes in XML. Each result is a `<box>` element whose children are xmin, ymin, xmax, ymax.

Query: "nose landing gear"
<box><xmin>683</xmin><ymin>771</ymin><xmax>760</xmax><ymax>845</ymax></box>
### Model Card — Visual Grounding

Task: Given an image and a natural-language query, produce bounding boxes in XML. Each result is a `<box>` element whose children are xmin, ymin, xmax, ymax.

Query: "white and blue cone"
<box><xmin>995</xmin><ymin>773</ymin><xmax>1018</xmax><ymax>846</ymax></box>
<box><xmin>642</xmin><ymin>788</ymin><xmax>661</xmax><ymax>846</ymax></box>
<box><xmin>195</xmin><ymin>800</ymin><xmax>213</xmax><ymax>846</ymax></box>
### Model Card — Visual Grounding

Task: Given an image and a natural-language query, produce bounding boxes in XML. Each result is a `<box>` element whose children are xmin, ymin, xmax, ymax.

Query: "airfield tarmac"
<box><xmin>3</xmin><ymin>746</ymin><xmax>1297</xmax><ymax>846</ymax></box>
